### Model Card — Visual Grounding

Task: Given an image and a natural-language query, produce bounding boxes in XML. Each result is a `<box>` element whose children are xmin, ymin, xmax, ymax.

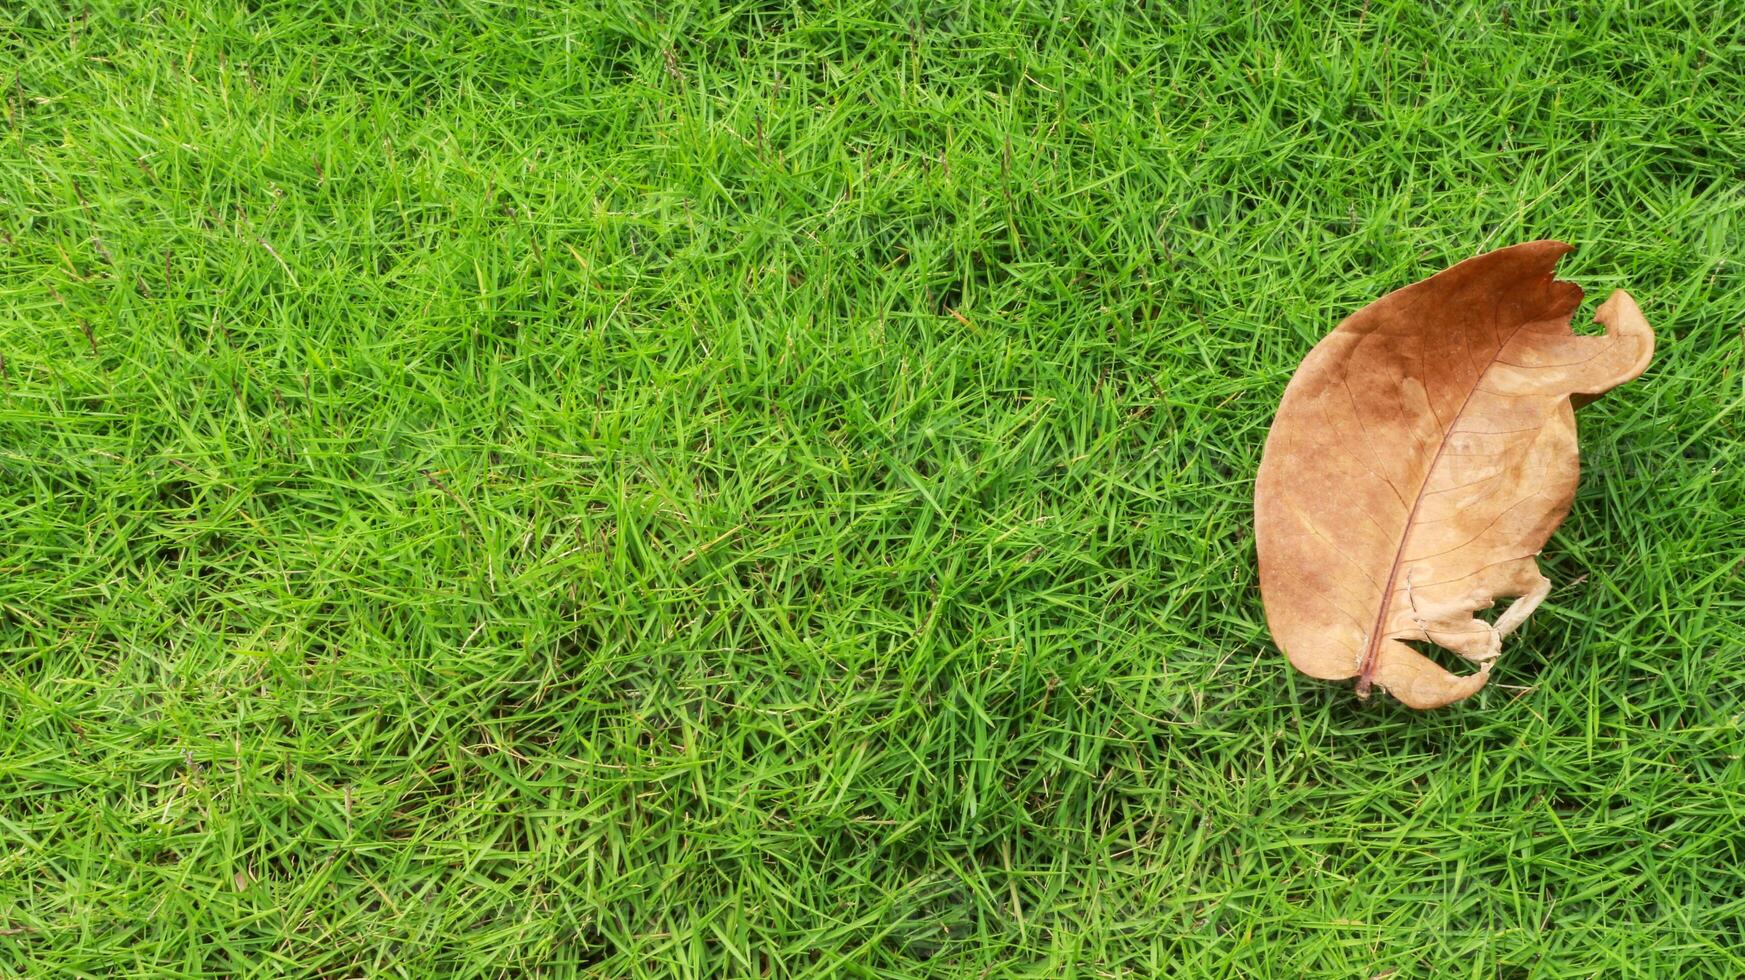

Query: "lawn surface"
<box><xmin>3</xmin><ymin>1</ymin><xmax>1743</xmax><ymax>976</ymax></box>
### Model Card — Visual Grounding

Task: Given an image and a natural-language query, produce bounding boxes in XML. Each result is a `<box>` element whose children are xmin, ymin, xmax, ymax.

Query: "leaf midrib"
<box><xmin>1353</xmin><ymin>319</ymin><xmax>1529</xmax><ymax>695</ymax></box>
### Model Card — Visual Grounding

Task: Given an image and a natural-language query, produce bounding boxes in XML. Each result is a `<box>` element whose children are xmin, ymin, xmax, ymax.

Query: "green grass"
<box><xmin>2</xmin><ymin>1</ymin><xmax>1743</xmax><ymax>975</ymax></box>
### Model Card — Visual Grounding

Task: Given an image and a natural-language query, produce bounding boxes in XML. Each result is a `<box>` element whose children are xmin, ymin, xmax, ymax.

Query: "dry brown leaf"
<box><xmin>1254</xmin><ymin>241</ymin><xmax>1653</xmax><ymax>708</ymax></box>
